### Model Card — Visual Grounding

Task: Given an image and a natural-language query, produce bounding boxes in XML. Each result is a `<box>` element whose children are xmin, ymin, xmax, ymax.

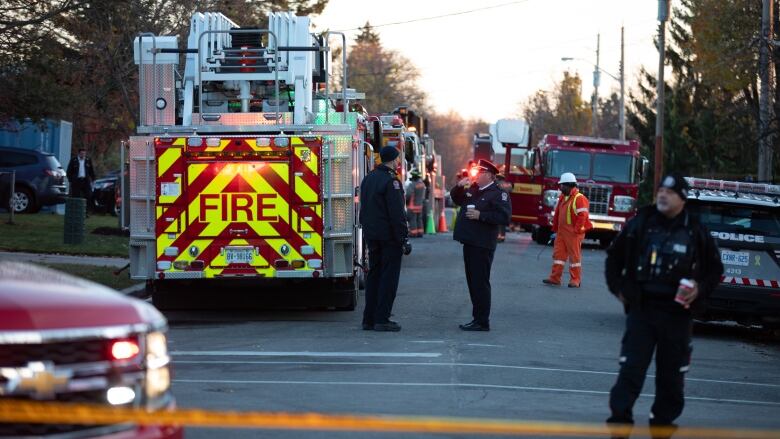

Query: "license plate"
<box><xmin>226</xmin><ymin>247</ymin><xmax>254</xmax><ymax>265</ymax></box>
<box><xmin>721</xmin><ymin>249</ymin><xmax>749</xmax><ymax>266</ymax></box>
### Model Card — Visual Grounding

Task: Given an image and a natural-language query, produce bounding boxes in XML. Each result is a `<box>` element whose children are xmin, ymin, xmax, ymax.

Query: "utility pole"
<box><xmin>654</xmin><ymin>1</ymin><xmax>670</xmax><ymax>195</ymax></box>
<box><xmin>592</xmin><ymin>33</ymin><xmax>601</xmax><ymax>137</ymax></box>
<box><xmin>759</xmin><ymin>0</ymin><xmax>774</xmax><ymax>182</ymax></box>
<box><xmin>619</xmin><ymin>26</ymin><xmax>626</xmax><ymax>141</ymax></box>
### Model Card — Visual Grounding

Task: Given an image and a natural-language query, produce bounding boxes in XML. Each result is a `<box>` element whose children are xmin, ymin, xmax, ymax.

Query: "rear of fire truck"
<box><xmin>127</xmin><ymin>12</ymin><xmax>371</xmax><ymax>310</ymax></box>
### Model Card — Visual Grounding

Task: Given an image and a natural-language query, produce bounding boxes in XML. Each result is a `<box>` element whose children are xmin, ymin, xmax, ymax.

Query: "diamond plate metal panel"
<box><xmin>192</xmin><ymin>113</ymin><xmax>294</xmax><ymax>125</ymax></box>
<box><xmin>141</xmin><ymin>65</ymin><xmax>175</xmax><ymax>126</ymax></box>
<box><xmin>128</xmin><ymin>137</ymin><xmax>154</xmax><ymax>197</ymax></box>
<box><xmin>314</xmin><ymin>112</ymin><xmax>357</xmax><ymax>127</ymax></box>
<box><xmin>323</xmin><ymin>158</ymin><xmax>352</xmax><ymax>195</ymax></box>
<box><xmin>129</xmin><ymin>238</ymin><xmax>155</xmax><ymax>280</ymax></box>
<box><xmin>130</xmin><ymin>200</ymin><xmax>154</xmax><ymax>234</ymax></box>
<box><xmin>324</xmin><ymin>240</ymin><xmax>352</xmax><ymax>276</ymax></box>
<box><xmin>325</xmin><ymin>198</ymin><xmax>353</xmax><ymax>234</ymax></box>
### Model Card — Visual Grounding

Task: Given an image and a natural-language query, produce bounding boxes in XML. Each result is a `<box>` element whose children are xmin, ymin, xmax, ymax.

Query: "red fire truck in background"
<box><xmin>503</xmin><ymin>134</ymin><xmax>648</xmax><ymax>247</ymax></box>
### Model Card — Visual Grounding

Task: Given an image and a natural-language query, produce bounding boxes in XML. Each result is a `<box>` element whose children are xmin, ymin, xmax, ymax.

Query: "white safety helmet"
<box><xmin>558</xmin><ymin>172</ymin><xmax>577</xmax><ymax>185</ymax></box>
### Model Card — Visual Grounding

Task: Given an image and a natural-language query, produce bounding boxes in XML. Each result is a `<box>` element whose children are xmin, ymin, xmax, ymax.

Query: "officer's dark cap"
<box><xmin>477</xmin><ymin>159</ymin><xmax>499</xmax><ymax>175</ymax></box>
<box><xmin>380</xmin><ymin>146</ymin><xmax>399</xmax><ymax>163</ymax></box>
<box><xmin>659</xmin><ymin>172</ymin><xmax>690</xmax><ymax>200</ymax></box>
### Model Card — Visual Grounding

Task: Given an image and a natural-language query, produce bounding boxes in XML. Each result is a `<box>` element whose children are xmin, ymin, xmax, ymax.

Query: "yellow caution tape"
<box><xmin>1</xmin><ymin>401</ymin><xmax>779</xmax><ymax>438</ymax></box>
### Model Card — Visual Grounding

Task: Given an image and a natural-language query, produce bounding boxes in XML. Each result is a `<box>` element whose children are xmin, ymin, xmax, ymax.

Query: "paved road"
<box><xmin>162</xmin><ymin>232</ymin><xmax>780</xmax><ymax>438</ymax></box>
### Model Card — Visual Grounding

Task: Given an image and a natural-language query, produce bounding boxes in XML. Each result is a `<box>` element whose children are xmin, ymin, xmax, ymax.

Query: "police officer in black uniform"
<box><xmin>605</xmin><ymin>173</ymin><xmax>723</xmax><ymax>437</ymax></box>
<box><xmin>359</xmin><ymin>146</ymin><xmax>412</xmax><ymax>332</ymax></box>
<box><xmin>451</xmin><ymin>159</ymin><xmax>511</xmax><ymax>331</ymax></box>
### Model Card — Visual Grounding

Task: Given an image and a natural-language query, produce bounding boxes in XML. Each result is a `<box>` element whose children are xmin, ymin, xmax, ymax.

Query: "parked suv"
<box><xmin>0</xmin><ymin>146</ymin><xmax>67</xmax><ymax>213</ymax></box>
<box><xmin>0</xmin><ymin>262</ymin><xmax>183</xmax><ymax>438</ymax></box>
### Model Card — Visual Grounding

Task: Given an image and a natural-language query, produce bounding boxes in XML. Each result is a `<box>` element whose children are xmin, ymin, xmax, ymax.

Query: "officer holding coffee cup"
<box><xmin>450</xmin><ymin>159</ymin><xmax>511</xmax><ymax>331</ymax></box>
<box><xmin>604</xmin><ymin>173</ymin><xmax>723</xmax><ymax>435</ymax></box>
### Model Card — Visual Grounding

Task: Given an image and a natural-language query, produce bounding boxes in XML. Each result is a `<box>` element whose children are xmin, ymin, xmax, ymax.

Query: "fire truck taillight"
<box><xmin>190</xmin><ymin>260</ymin><xmax>205</xmax><ymax>270</ymax></box>
<box><xmin>307</xmin><ymin>259</ymin><xmax>322</xmax><ymax>269</ymax></box>
<box><xmin>274</xmin><ymin>259</ymin><xmax>289</xmax><ymax>268</ymax></box>
<box><xmin>187</xmin><ymin>137</ymin><xmax>204</xmax><ymax>147</ymax></box>
<box><xmin>206</xmin><ymin>137</ymin><xmax>221</xmax><ymax>147</ymax></box>
<box><xmin>111</xmin><ymin>340</ymin><xmax>140</xmax><ymax>361</ymax></box>
<box><xmin>274</xmin><ymin>137</ymin><xmax>290</xmax><ymax>147</ymax></box>
<box><xmin>291</xmin><ymin>259</ymin><xmax>306</xmax><ymax>269</ymax></box>
<box><xmin>256</xmin><ymin>137</ymin><xmax>271</xmax><ymax>147</ymax></box>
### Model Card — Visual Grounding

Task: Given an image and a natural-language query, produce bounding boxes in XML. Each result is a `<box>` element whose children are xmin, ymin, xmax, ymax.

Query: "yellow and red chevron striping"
<box><xmin>155</xmin><ymin>136</ymin><xmax>324</xmax><ymax>278</ymax></box>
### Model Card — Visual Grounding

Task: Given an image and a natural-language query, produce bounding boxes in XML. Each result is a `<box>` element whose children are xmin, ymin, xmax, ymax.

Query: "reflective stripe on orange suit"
<box><xmin>548</xmin><ymin>188</ymin><xmax>592</xmax><ymax>285</ymax></box>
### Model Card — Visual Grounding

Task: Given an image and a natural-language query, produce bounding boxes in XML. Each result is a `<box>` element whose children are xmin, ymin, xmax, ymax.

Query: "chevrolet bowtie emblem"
<box><xmin>0</xmin><ymin>361</ymin><xmax>72</xmax><ymax>399</ymax></box>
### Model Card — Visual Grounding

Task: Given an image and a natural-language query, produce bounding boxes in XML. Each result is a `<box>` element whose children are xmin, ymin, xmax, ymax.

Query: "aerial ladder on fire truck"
<box><xmin>128</xmin><ymin>12</ymin><xmax>375</xmax><ymax>310</ymax></box>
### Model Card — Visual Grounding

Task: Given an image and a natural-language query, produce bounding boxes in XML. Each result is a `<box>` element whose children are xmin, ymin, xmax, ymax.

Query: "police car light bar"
<box><xmin>685</xmin><ymin>177</ymin><xmax>780</xmax><ymax>196</ymax></box>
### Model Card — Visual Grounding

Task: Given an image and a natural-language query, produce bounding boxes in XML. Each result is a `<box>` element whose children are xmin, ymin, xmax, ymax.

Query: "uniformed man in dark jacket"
<box><xmin>359</xmin><ymin>146</ymin><xmax>412</xmax><ymax>332</ymax></box>
<box><xmin>451</xmin><ymin>159</ymin><xmax>511</xmax><ymax>331</ymax></box>
<box><xmin>604</xmin><ymin>173</ymin><xmax>723</xmax><ymax>437</ymax></box>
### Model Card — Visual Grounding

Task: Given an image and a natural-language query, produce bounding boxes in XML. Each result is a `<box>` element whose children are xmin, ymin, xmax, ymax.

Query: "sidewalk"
<box><xmin>0</xmin><ymin>251</ymin><xmax>145</xmax><ymax>297</ymax></box>
<box><xmin>0</xmin><ymin>251</ymin><xmax>129</xmax><ymax>268</ymax></box>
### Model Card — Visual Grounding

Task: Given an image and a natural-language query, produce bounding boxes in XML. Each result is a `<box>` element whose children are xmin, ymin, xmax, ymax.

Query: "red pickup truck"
<box><xmin>0</xmin><ymin>262</ymin><xmax>182</xmax><ymax>438</ymax></box>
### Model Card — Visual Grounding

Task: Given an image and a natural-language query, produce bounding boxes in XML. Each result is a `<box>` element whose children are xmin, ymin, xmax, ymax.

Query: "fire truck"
<box><xmin>503</xmin><ymin>133</ymin><xmax>648</xmax><ymax>247</ymax></box>
<box><xmin>127</xmin><ymin>12</ymin><xmax>375</xmax><ymax>309</ymax></box>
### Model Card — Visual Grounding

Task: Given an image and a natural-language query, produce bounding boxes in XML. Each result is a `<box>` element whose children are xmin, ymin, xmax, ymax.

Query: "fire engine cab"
<box><xmin>128</xmin><ymin>12</ymin><xmax>373</xmax><ymax>309</ymax></box>
<box><xmin>504</xmin><ymin>133</ymin><xmax>648</xmax><ymax>247</ymax></box>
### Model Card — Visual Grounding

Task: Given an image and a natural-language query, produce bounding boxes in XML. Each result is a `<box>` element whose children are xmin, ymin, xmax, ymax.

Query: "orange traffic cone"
<box><xmin>437</xmin><ymin>208</ymin><xmax>449</xmax><ymax>232</ymax></box>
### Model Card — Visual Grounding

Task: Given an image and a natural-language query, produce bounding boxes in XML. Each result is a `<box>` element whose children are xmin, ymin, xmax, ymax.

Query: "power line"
<box><xmin>335</xmin><ymin>1</ymin><xmax>531</xmax><ymax>32</ymax></box>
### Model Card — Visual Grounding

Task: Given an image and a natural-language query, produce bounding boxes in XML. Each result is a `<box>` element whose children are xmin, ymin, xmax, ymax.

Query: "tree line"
<box><xmin>522</xmin><ymin>0</ymin><xmax>780</xmax><ymax>187</ymax></box>
<box><xmin>0</xmin><ymin>0</ymin><xmax>328</xmax><ymax>174</ymax></box>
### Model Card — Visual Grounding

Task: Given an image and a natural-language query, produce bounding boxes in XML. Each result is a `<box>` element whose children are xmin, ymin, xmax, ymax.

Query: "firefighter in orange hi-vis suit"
<box><xmin>543</xmin><ymin>172</ymin><xmax>593</xmax><ymax>288</ymax></box>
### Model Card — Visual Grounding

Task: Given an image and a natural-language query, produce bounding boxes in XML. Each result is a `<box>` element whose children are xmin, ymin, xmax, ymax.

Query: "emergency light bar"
<box><xmin>685</xmin><ymin>177</ymin><xmax>780</xmax><ymax>196</ymax></box>
<box><xmin>558</xmin><ymin>135</ymin><xmax>631</xmax><ymax>146</ymax></box>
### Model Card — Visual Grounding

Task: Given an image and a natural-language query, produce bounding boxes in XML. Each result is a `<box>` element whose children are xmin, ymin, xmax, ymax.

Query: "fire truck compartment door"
<box><xmin>187</xmin><ymin>161</ymin><xmax>290</xmax><ymax>239</ymax></box>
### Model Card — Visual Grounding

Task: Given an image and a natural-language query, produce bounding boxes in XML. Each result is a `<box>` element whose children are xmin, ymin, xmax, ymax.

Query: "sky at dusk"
<box><xmin>315</xmin><ymin>0</ymin><xmax>663</xmax><ymax>122</ymax></box>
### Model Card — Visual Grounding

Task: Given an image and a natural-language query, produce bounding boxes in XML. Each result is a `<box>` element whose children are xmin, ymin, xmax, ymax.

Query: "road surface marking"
<box><xmin>171</xmin><ymin>351</ymin><xmax>441</xmax><ymax>358</ymax></box>
<box><xmin>172</xmin><ymin>379</ymin><xmax>780</xmax><ymax>407</ymax></box>
<box><xmin>173</xmin><ymin>360</ymin><xmax>780</xmax><ymax>389</ymax></box>
<box><xmin>466</xmin><ymin>343</ymin><xmax>504</xmax><ymax>348</ymax></box>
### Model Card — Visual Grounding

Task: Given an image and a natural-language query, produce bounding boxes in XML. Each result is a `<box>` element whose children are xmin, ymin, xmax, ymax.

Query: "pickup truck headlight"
<box><xmin>613</xmin><ymin>195</ymin><xmax>636</xmax><ymax>213</ymax></box>
<box><xmin>145</xmin><ymin>331</ymin><xmax>171</xmax><ymax>398</ymax></box>
<box><xmin>543</xmin><ymin>190</ymin><xmax>560</xmax><ymax>208</ymax></box>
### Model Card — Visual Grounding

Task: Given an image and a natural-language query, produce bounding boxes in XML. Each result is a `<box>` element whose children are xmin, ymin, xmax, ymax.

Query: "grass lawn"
<box><xmin>40</xmin><ymin>263</ymin><xmax>139</xmax><ymax>291</ymax></box>
<box><xmin>0</xmin><ymin>212</ymin><xmax>129</xmax><ymax>257</ymax></box>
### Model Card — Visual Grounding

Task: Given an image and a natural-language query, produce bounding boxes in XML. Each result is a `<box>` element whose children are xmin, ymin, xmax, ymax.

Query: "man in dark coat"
<box><xmin>605</xmin><ymin>173</ymin><xmax>723</xmax><ymax>437</ymax></box>
<box><xmin>359</xmin><ymin>146</ymin><xmax>412</xmax><ymax>332</ymax></box>
<box><xmin>450</xmin><ymin>159</ymin><xmax>511</xmax><ymax>331</ymax></box>
<box><xmin>67</xmin><ymin>148</ymin><xmax>96</xmax><ymax>210</ymax></box>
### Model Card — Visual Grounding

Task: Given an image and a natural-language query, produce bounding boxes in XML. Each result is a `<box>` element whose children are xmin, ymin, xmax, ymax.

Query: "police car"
<box><xmin>685</xmin><ymin>178</ymin><xmax>780</xmax><ymax>329</ymax></box>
